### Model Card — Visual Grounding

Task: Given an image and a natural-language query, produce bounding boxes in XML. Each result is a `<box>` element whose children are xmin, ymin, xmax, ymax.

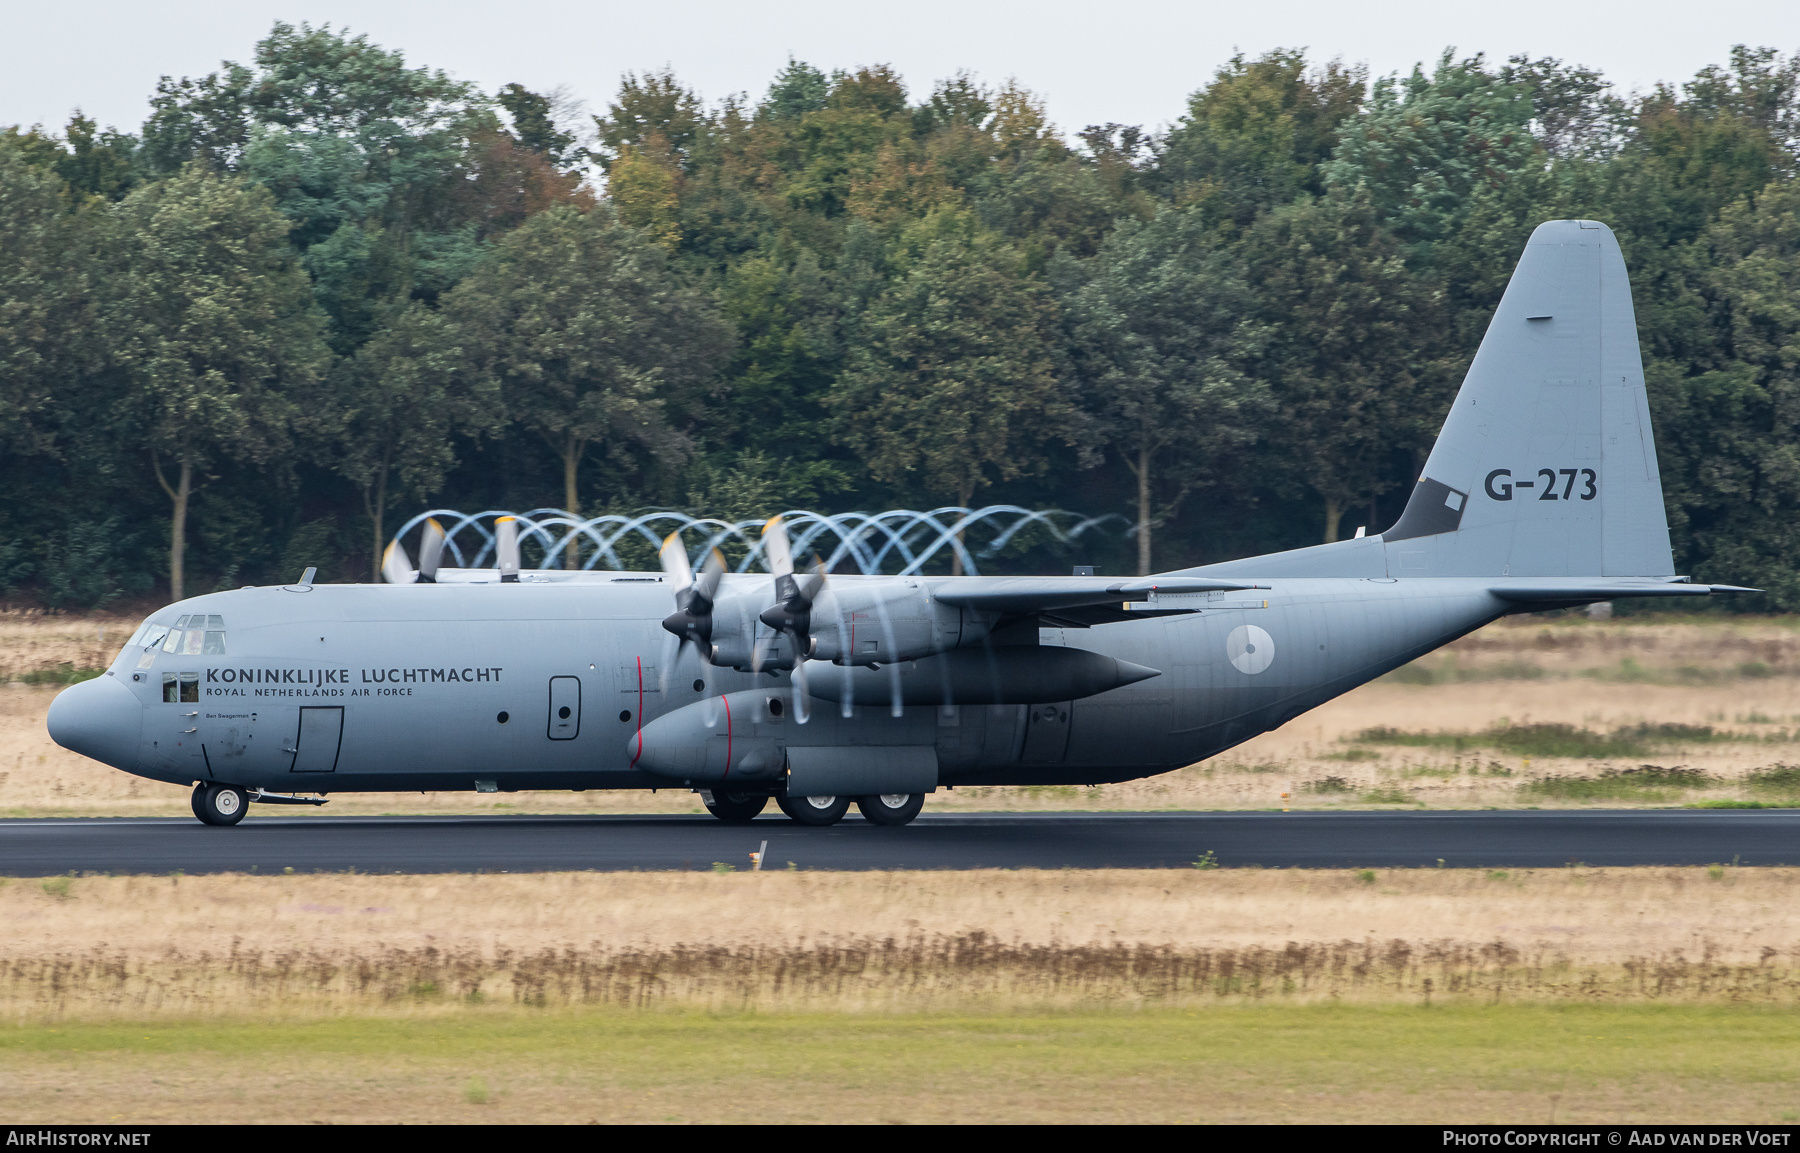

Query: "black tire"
<box><xmin>856</xmin><ymin>793</ymin><xmax>925</xmax><ymax>826</ymax></box>
<box><xmin>777</xmin><ymin>793</ymin><xmax>850</xmax><ymax>826</ymax></box>
<box><xmin>703</xmin><ymin>790</ymin><xmax>768</xmax><ymax>824</ymax></box>
<box><xmin>189</xmin><ymin>783</ymin><xmax>208</xmax><ymax>822</ymax></box>
<box><xmin>194</xmin><ymin>784</ymin><xmax>249</xmax><ymax>826</ymax></box>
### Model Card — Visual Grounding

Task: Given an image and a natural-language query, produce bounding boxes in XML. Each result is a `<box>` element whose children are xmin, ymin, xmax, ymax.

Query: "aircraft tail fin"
<box><xmin>1380</xmin><ymin>219</ymin><xmax>1674</xmax><ymax>579</ymax></box>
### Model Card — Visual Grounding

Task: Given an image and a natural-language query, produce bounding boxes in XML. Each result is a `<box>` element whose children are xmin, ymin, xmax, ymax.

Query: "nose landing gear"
<box><xmin>191</xmin><ymin>782</ymin><xmax>249</xmax><ymax>826</ymax></box>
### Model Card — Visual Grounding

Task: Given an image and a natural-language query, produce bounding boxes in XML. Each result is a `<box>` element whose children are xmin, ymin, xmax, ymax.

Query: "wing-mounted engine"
<box><xmin>658</xmin><ymin>517</ymin><xmax>1270</xmax><ymax>717</ymax></box>
<box><xmin>690</xmin><ymin>519</ymin><xmax>989</xmax><ymax>672</ymax></box>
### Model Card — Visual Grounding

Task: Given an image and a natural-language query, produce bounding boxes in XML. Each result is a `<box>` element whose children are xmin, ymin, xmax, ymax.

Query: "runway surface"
<box><xmin>2</xmin><ymin>809</ymin><xmax>1797</xmax><ymax>875</ymax></box>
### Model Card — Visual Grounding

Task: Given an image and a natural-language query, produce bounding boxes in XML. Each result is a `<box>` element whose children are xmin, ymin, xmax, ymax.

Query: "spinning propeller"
<box><xmin>658</xmin><ymin>533</ymin><xmax>726</xmax><ymax>701</ymax></box>
<box><xmin>754</xmin><ymin>517</ymin><xmax>825</xmax><ymax>722</ymax></box>
<box><xmin>380</xmin><ymin>518</ymin><xmax>448</xmax><ymax>584</ymax></box>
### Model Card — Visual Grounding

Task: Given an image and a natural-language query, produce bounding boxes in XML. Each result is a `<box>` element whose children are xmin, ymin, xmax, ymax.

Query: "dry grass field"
<box><xmin>3</xmin><ymin>867</ymin><xmax>1800</xmax><ymax>1123</ymax></box>
<box><xmin>4</xmin><ymin>608</ymin><xmax>1800</xmax><ymax>816</ymax></box>
<box><xmin>5</xmin><ymin>866</ymin><xmax>1798</xmax><ymax>1018</ymax></box>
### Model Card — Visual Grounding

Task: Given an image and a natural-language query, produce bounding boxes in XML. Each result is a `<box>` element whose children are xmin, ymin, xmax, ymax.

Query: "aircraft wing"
<box><xmin>932</xmin><ymin>577</ymin><xmax>1265</xmax><ymax>626</ymax></box>
<box><xmin>1489</xmin><ymin>580</ymin><xmax>1759</xmax><ymax>604</ymax></box>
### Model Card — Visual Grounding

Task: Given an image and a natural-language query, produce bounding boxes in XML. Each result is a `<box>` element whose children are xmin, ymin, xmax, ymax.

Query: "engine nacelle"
<box><xmin>705</xmin><ymin>581</ymin><xmax>989</xmax><ymax>671</ymax></box>
<box><xmin>808</xmin><ymin>582</ymin><xmax>983</xmax><ymax>665</ymax></box>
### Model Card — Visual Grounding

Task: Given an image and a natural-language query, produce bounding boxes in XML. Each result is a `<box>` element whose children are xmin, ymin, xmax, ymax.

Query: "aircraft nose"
<box><xmin>47</xmin><ymin>674</ymin><xmax>143</xmax><ymax>770</ymax></box>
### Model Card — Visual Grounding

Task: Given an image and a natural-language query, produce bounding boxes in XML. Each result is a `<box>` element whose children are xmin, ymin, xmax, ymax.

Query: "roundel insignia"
<box><xmin>1226</xmin><ymin>624</ymin><xmax>1275</xmax><ymax>675</ymax></box>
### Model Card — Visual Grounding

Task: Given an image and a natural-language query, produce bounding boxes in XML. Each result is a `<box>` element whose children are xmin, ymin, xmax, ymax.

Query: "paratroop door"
<box><xmin>548</xmin><ymin>676</ymin><xmax>581</xmax><ymax>740</ymax></box>
<box><xmin>1020</xmin><ymin>701</ymin><xmax>1071</xmax><ymax>763</ymax></box>
<box><xmin>290</xmin><ymin>706</ymin><xmax>344</xmax><ymax>772</ymax></box>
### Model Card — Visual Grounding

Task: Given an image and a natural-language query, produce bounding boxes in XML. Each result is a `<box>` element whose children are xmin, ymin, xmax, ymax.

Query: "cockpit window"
<box><xmin>144</xmin><ymin>613</ymin><xmax>224</xmax><ymax>656</ymax></box>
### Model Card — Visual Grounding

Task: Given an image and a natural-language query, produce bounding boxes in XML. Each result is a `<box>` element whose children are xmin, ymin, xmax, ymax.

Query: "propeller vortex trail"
<box><xmin>388</xmin><ymin>506</ymin><xmax>1124</xmax><ymax>577</ymax></box>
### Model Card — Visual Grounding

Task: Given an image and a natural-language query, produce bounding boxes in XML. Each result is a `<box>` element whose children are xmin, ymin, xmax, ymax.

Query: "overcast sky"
<box><xmin>7</xmin><ymin>0</ymin><xmax>1800</xmax><ymax>141</ymax></box>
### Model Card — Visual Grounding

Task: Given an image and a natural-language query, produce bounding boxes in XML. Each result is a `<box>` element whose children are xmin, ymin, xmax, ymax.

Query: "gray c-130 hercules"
<box><xmin>48</xmin><ymin>220</ymin><xmax>1751</xmax><ymax>827</ymax></box>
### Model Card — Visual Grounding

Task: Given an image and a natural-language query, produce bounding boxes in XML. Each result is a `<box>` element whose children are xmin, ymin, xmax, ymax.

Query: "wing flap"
<box><xmin>933</xmin><ymin>577</ymin><xmax>1263</xmax><ymax>614</ymax></box>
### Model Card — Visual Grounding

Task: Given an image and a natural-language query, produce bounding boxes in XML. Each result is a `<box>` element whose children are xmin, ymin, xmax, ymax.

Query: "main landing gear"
<box><xmin>769</xmin><ymin>793</ymin><xmax>926</xmax><ymax>827</ymax></box>
<box><xmin>697</xmin><ymin>789</ymin><xmax>928</xmax><ymax>826</ymax></box>
<box><xmin>701</xmin><ymin>790</ymin><xmax>769</xmax><ymax>824</ymax></box>
<box><xmin>776</xmin><ymin>793</ymin><xmax>851</xmax><ymax>826</ymax></box>
<box><xmin>191</xmin><ymin>782</ymin><xmax>249</xmax><ymax>827</ymax></box>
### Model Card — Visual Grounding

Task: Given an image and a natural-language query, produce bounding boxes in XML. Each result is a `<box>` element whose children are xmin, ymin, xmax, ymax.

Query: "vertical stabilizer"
<box><xmin>1381</xmin><ymin>220</ymin><xmax>1673</xmax><ymax>578</ymax></box>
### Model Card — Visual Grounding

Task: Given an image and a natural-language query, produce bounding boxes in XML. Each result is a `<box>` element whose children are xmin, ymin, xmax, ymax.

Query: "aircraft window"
<box><xmin>180</xmin><ymin>629</ymin><xmax>205</xmax><ymax>656</ymax></box>
<box><xmin>162</xmin><ymin>672</ymin><xmax>179</xmax><ymax>703</ymax></box>
<box><xmin>180</xmin><ymin>672</ymin><xmax>198</xmax><ymax>703</ymax></box>
<box><xmin>161</xmin><ymin>628</ymin><xmax>184</xmax><ymax>653</ymax></box>
<box><xmin>203</xmin><ymin>631</ymin><xmax>227</xmax><ymax>655</ymax></box>
<box><xmin>139</xmin><ymin>624</ymin><xmax>170</xmax><ymax>650</ymax></box>
<box><xmin>207</xmin><ymin>615</ymin><xmax>224</xmax><ymax>629</ymax></box>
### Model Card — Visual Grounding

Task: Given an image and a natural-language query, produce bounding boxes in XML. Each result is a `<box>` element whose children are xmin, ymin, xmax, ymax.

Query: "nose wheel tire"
<box><xmin>777</xmin><ymin>794</ymin><xmax>850</xmax><ymax>826</ymax></box>
<box><xmin>193</xmin><ymin>783</ymin><xmax>249</xmax><ymax>826</ymax></box>
<box><xmin>856</xmin><ymin>793</ymin><xmax>925</xmax><ymax>826</ymax></box>
<box><xmin>703</xmin><ymin>790</ymin><xmax>768</xmax><ymax>824</ymax></box>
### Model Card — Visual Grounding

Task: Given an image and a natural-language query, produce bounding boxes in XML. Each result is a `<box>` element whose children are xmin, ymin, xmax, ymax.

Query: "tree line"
<box><xmin>3</xmin><ymin>24</ymin><xmax>1799</xmax><ymax>605</ymax></box>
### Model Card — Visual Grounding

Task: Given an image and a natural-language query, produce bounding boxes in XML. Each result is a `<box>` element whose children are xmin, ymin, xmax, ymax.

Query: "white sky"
<box><xmin>6</xmin><ymin>0</ymin><xmax>1799</xmax><ymax>140</ymax></box>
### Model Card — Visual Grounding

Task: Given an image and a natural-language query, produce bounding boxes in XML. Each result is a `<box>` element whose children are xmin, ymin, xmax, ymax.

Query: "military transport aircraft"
<box><xmin>48</xmin><ymin>220</ymin><xmax>1748</xmax><ymax>827</ymax></box>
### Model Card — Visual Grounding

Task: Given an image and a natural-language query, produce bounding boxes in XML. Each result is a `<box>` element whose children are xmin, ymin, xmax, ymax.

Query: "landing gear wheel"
<box><xmin>856</xmin><ymin>793</ymin><xmax>925</xmax><ymax>826</ymax></box>
<box><xmin>704</xmin><ymin>790</ymin><xmax>768</xmax><ymax>824</ymax></box>
<box><xmin>777</xmin><ymin>794</ymin><xmax>850</xmax><ymax>826</ymax></box>
<box><xmin>194</xmin><ymin>783</ymin><xmax>249</xmax><ymax>826</ymax></box>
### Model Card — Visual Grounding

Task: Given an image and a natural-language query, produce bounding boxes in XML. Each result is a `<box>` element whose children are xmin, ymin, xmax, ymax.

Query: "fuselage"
<box><xmin>57</xmin><ymin>573</ymin><xmax>1514</xmax><ymax>794</ymax></box>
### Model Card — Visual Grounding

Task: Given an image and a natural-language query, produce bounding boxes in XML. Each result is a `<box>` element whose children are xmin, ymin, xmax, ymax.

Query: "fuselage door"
<box><xmin>289</xmin><ymin>706</ymin><xmax>344</xmax><ymax>772</ymax></box>
<box><xmin>1020</xmin><ymin>701</ymin><xmax>1072</xmax><ymax>763</ymax></box>
<box><xmin>548</xmin><ymin>676</ymin><xmax>581</xmax><ymax>740</ymax></box>
<box><xmin>159</xmin><ymin>670</ymin><xmax>205</xmax><ymax>776</ymax></box>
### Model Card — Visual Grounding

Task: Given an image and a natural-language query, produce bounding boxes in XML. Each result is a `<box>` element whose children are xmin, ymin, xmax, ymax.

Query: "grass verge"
<box><xmin>3</xmin><ymin>1005</ymin><xmax>1797</xmax><ymax>1123</ymax></box>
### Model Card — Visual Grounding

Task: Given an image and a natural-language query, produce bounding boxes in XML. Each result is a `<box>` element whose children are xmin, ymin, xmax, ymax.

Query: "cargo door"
<box><xmin>548</xmin><ymin>676</ymin><xmax>581</xmax><ymax>740</ymax></box>
<box><xmin>289</xmin><ymin>706</ymin><xmax>344</xmax><ymax>773</ymax></box>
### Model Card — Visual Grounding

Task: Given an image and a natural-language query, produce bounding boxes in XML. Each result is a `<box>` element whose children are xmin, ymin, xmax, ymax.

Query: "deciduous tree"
<box><xmin>446</xmin><ymin>205</ymin><xmax>732</xmax><ymax>562</ymax></box>
<box><xmin>112</xmin><ymin>164</ymin><xmax>327</xmax><ymax>599</ymax></box>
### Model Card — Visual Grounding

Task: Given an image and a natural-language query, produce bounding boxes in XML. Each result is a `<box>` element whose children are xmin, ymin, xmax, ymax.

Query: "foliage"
<box><xmin>4</xmin><ymin>29</ymin><xmax>1800</xmax><ymax>602</ymax></box>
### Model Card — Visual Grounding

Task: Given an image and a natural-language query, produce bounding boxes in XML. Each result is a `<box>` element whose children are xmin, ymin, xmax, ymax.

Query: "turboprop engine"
<box><xmin>707</xmin><ymin>580</ymin><xmax>982</xmax><ymax>671</ymax></box>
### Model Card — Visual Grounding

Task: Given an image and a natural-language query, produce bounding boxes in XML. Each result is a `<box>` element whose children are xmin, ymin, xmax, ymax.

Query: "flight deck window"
<box><xmin>156</xmin><ymin>613</ymin><xmax>225</xmax><ymax>656</ymax></box>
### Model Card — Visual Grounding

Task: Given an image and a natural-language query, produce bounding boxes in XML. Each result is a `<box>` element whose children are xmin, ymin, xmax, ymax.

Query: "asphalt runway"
<box><xmin>2</xmin><ymin>809</ymin><xmax>1797</xmax><ymax>875</ymax></box>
